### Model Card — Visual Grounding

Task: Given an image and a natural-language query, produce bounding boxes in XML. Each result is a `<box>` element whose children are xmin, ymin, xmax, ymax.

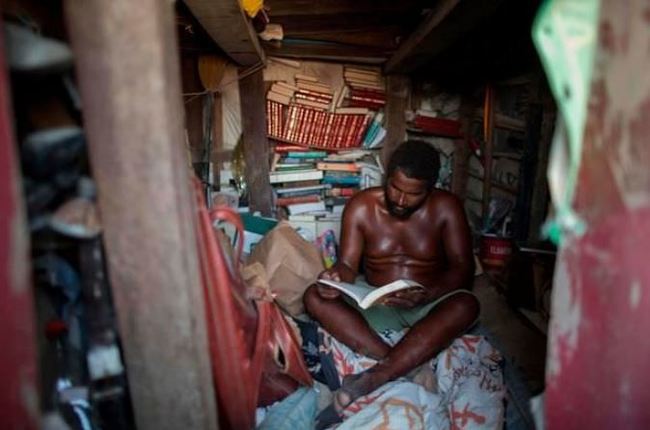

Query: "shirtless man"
<box><xmin>303</xmin><ymin>140</ymin><xmax>479</xmax><ymax>427</ymax></box>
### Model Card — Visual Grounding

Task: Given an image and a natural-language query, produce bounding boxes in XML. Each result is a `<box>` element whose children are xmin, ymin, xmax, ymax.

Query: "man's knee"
<box><xmin>303</xmin><ymin>284</ymin><xmax>321</xmax><ymax>315</ymax></box>
<box><xmin>439</xmin><ymin>292</ymin><xmax>480</xmax><ymax>326</ymax></box>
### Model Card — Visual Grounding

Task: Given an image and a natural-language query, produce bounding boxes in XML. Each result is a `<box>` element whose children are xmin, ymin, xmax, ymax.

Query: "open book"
<box><xmin>317</xmin><ymin>278</ymin><xmax>425</xmax><ymax>309</ymax></box>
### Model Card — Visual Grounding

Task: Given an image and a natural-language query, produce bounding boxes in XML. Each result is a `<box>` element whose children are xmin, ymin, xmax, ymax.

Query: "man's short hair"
<box><xmin>386</xmin><ymin>140</ymin><xmax>440</xmax><ymax>189</ymax></box>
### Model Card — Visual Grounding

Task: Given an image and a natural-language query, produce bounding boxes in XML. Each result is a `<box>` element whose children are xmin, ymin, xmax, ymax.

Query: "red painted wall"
<box><xmin>0</xmin><ymin>23</ymin><xmax>39</xmax><ymax>429</ymax></box>
<box><xmin>545</xmin><ymin>1</ymin><xmax>650</xmax><ymax>427</ymax></box>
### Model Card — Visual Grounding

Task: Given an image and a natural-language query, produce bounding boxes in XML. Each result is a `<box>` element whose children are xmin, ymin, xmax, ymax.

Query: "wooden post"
<box><xmin>382</xmin><ymin>75</ymin><xmax>409</xmax><ymax>167</ymax></box>
<box><xmin>211</xmin><ymin>92</ymin><xmax>223</xmax><ymax>190</ymax></box>
<box><xmin>238</xmin><ymin>68</ymin><xmax>273</xmax><ymax>216</ymax></box>
<box><xmin>528</xmin><ymin>87</ymin><xmax>555</xmax><ymax>241</ymax></box>
<box><xmin>64</xmin><ymin>1</ymin><xmax>218</xmax><ymax>429</ymax></box>
<box><xmin>451</xmin><ymin>99</ymin><xmax>473</xmax><ymax>199</ymax></box>
<box><xmin>481</xmin><ymin>85</ymin><xmax>495</xmax><ymax>223</ymax></box>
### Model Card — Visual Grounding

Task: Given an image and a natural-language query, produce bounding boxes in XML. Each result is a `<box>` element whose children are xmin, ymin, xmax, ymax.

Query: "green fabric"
<box><xmin>532</xmin><ymin>0</ymin><xmax>600</xmax><ymax>244</ymax></box>
<box><xmin>344</xmin><ymin>289</ymin><xmax>476</xmax><ymax>333</ymax></box>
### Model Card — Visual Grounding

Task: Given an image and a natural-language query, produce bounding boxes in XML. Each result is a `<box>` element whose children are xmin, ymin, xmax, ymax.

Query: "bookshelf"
<box><xmin>263</xmin><ymin>66</ymin><xmax>387</xmax><ymax>242</ymax></box>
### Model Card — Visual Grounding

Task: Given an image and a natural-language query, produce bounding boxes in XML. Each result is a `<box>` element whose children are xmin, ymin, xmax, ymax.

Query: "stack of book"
<box><xmin>270</xmin><ymin>145</ymin><xmax>382</xmax><ymax>221</ymax></box>
<box><xmin>361</xmin><ymin>111</ymin><xmax>386</xmax><ymax>148</ymax></box>
<box><xmin>408</xmin><ymin>109</ymin><xmax>462</xmax><ymax>138</ymax></box>
<box><xmin>266</xmin><ymin>96</ymin><xmax>373</xmax><ymax>150</ymax></box>
<box><xmin>342</xmin><ymin>67</ymin><xmax>386</xmax><ymax>110</ymax></box>
<box><xmin>270</xmin><ymin>146</ymin><xmax>329</xmax><ymax>216</ymax></box>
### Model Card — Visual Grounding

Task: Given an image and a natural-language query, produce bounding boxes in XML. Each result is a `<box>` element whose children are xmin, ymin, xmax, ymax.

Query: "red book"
<box><xmin>320</xmin><ymin>113</ymin><xmax>335</xmax><ymax>148</ymax></box>
<box><xmin>294</xmin><ymin>91</ymin><xmax>332</xmax><ymax>105</ymax></box>
<box><xmin>413</xmin><ymin>117</ymin><xmax>461</xmax><ymax>137</ymax></box>
<box><xmin>303</xmin><ymin>109</ymin><xmax>316</xmax><ymax>145</ymax></box>
<box><xmin>328</xmin><ymin>187</ymin><xmax>356</xmax><ymax>197</ymax></box>
<box><xmin>331</xmin><ymin>115</ymin><xmax>342</xmax><ymax>149</ymax></box>
<box><xmin>352</xmin><ymin>114</ymin><xmax>372</xmax><ymax>147</ymax></box>
<box><xmin>346</xmin><ymin>99</ymin><xmax>385</xmax><ymax>110</ymax></box>
<box><xmin>342</xmin><ymin>115</ymin><xmax>359</xmax><ymax>148</ymax></box>
<box><xmin>276</xmin><ymin>194</ymin><xmax>322</xmax><ymax>206</ymax></box>
<box><xmin>295</xmin><ymin>107</ymin><xmax>307</xmax><ymax>143</ymax></box>
<box><xmin>349</xmin><ymin>88</ymin><xmax>386</xmax><ymax>99</ymax></box>
<box><xmin>283</xmin><ymin>105</ymin><xmax>298</xmax><ymax>141</ymax></box>
<box><xmin>349</xmin><ymin>95</ymin><xmax>386</xmax><ymax>105</ymax></box>
<box><xmin>275</xmin><ymin>144</ymin><xmax>309</xmax><ymax>153</ymax></box>
<box><xmin>312</xmin><ymin>110</ymin><xmax>326</xmax><ymax>147</ymax></box>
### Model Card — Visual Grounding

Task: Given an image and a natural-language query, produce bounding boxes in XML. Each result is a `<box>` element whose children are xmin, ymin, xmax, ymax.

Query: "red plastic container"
<box><xmin>480</xmin><ymin>234</ymin><xmax>513</xmax><ymax>269</ymax></box>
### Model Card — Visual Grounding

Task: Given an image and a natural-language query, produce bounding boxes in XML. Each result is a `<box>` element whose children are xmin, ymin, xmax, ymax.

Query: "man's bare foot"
<box><xmin>315</xmin><ymin>369</ymin><xmax>388</xmax><ymax>429</ymax></box>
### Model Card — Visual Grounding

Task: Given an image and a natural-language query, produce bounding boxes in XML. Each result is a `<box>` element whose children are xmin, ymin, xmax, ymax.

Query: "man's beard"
<box><xmin>384</xmin><ymin>186</ymin><xmax>420</xmax><ymax>219</ymax></box>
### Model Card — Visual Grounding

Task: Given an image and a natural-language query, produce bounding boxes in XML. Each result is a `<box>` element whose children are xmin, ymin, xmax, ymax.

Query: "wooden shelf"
<box><xmin>473</xmin><ymin>109</ymin><xmax>526</xmax><ymax>132</ymax></box>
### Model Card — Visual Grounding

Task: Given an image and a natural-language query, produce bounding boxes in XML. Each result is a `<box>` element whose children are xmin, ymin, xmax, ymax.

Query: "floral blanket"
<box><xmin>319</xmin><ymin>328</ymin><xmax>506</xmax><ymax>430</ymax></box>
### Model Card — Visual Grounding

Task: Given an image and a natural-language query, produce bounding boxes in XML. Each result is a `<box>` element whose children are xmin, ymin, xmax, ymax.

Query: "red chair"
<box><xmin>193</xmin><ymin>180</ymin><xmax>312</xmax><ymax>429</ymax></box>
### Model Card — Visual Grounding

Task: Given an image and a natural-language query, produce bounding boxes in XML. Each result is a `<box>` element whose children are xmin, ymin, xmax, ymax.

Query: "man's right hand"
<box><xmin>316</xmin><ymin>268</ymin><xmax>342</xmax><ymax>299</ymax></box>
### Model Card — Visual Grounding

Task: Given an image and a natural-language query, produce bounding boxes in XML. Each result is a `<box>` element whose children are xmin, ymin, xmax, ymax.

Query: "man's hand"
<box><xmin>316</xmin><ymin>267</ymin><xmax>343</xmax><ymax>299</ymax></box>
<box><xmin>381</xmin><ymin>288</ymin><xmax>429</xmax><ymax>309</ymax></box>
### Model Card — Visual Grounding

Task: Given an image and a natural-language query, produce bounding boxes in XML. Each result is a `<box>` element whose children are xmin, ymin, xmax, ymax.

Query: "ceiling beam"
<box><xmin>282</xmin><ymin>29</ymin><xmax>401</xmax><ymax>50</ymax></box>
<box><xmin>384</xmin><ymin>0</ymin><xmax>503</xmax><ymax>74</ymax></box>
<box><xmin>271</xmin><ymin>14</ymin><xmax>401</xmax><ymax>35</ymax></box>
<box><xmin>183</xmin><ymin>0</ymin><xmax>265</xmax><ymax>66</ymax></box>
<box><xmin>266</xmin><ymin>0</ymin><xmax>424</xmax><ymax>16</ymax></box>
<box><xmin>263</xmin><ymin>41</ymin><xmax>389</xmax><ymax>64</ymax></box>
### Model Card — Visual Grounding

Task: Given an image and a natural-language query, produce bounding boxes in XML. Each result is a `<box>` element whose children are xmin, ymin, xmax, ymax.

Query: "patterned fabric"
<box><xmin>320</xmin><ymin>327</ymin><xmax>506</xmax><ymax>430</ymax></box>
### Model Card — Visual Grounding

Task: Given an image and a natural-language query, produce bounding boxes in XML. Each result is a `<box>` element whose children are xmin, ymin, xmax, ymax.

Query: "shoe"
<box><xmin>3</xmin><ymin>22</ymin><xmax>73</xmax><ymax>73</ymax></box>
<box><xmin>22</xmin><ymin>127</ymin><xmax>84</xmax><ymax>180</ymax></box>
<box><xmin>49</xmin><ymin>197</ymin><xmax>101</xmax><ymax>239</ymax></box>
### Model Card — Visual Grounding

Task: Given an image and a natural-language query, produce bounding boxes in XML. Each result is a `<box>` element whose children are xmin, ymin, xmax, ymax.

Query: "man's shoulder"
<box><xmin>346</xmin><ymin>187</ymin><xmax>383</xmax><ymax>210</ymax></box>
<box><xmin>426</xmin><ymin>189</ymin><xmax>465</xmax><ymax>216</ymax></box>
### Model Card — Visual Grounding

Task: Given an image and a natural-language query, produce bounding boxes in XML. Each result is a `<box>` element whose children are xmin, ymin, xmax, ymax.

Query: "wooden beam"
<box><xmin>266</xmin><ymin>0</ymin><xmax>424</xmax><ymax>16</ymax></box>
<box><xmin>384</xmin><ymin>0</ymin><xmax>502</xmax><ymax>74</ymax></box>
<box><xmin>281</xmin><ymin>29</ymin><xmax>401</xmax><ymax>50</ymax></box>
<box><xmin>381</xmin><ymin>75</ymin><xmax>410</xmax><ymax>166</ymax></box>
<box><xmin>64</xmin><ymin>1</ymin><xmax>218</xmax><ymax>429</ymax></box>
<box><xmin>271</xmin><ymin>14</ymin><xmax>399</xmax><ymax>35</ymax></box>
<box><xmin>263</xmin><ymin>41</ymin><xmax>388</xmax><ymax>65</ymax></box>
<box><xmin>238</xmin><ymin>68</ymin><xmax>273</xmax><ymax>216</ymax></box>
<box><xmin>183</xmin><ymin>0</ymin><xmax>265</xmax><ymax>66</ymax></box>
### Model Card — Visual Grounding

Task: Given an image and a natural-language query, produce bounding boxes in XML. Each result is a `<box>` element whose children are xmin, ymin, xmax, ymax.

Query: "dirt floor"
<box><xmin>473</xmin><ymin>275</ymin><xmax>547</xmax><ymax>394</ymax></box>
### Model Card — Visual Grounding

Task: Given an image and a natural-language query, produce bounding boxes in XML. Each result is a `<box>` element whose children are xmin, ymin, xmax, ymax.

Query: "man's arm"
<box><xmin>321</xmin><ymin>195</ymin><xmax>365</xmax><ymax>282</ymax></box>
<box><xmin>432</xmin><ymin>194</ymin><xmax>475</xmax><ymax>297</ymax></box>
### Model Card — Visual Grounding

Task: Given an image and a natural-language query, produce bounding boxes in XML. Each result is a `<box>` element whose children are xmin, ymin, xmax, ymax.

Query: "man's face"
<box><xmin>384</xmin><ymin>169</ymin><xmax>430</xmax><ymax>219</ymax></box>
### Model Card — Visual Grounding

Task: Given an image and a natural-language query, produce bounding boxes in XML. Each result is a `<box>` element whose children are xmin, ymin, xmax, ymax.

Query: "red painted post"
<box><xmin>545</xmin><ymin>1</ymin><xmax>650</xmax><ymax>427</ymax></box>
<box><xmin>0</xmin><ymin>22</ymin><xmax>40</xmax><ymax>430</ymax></box>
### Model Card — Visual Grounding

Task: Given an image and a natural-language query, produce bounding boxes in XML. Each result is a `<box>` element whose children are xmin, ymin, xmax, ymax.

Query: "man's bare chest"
<box><xmin>362</xmin><ymin>217</ymin><xmax>443</xmax><ymax>260</ymax></box>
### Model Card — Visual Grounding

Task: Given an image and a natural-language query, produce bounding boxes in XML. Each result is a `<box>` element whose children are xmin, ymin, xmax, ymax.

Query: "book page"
<box><xmin>362</xmin><ymin>280</ymin><xmax>425</xmax><ymax>308</ymax></box>
<box><xmin>317</xmin><ymin>279</ymin><xmax>374</xmax><ymax>305</ymax></box>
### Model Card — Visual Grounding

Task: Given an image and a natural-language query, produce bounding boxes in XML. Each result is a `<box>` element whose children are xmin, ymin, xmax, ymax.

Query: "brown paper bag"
<box><xmin>247</xmin><ymin>222</ymin><xmax>324</xmax><ymax>316</ymax></box>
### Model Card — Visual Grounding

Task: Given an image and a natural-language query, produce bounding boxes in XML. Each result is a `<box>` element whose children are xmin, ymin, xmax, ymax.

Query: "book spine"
<box><xmin>353</xmin><ymin>114</ymin><xmax>372</xmax><ymax>147</ymax></box>
<box><xmin>294</xmin><ymin>90</ymin><xmax>333</xmax><ymax>102</ymax></box>
<box><xmin>276</xmin><ymin>194</ymin><xmax>322</xmax><ymax>206</ymax></box>
<box><xmin>341</xmin><ymin>115</ymin><xmax>356</xmax><ymax>148</ymax></box>
<box><xmin>294</xmin><ymin>107</ymin><xmax>305</xmax><ymax>143</ymax></box>
<box><xmin>349</xmin><ymin>95</ymin><xmax>386</xmax><ymax>105</ymax></box>
<box><xmin>304</xmin><ymin>109</ymin><xmax>316</xmax><ymax>145</ymax></box>
<box><xmin>283</xmin><ymin>105</ymin><xmax>296</xmax><ymax>141</ymax></box>
<box><xmin>318</xmin><ymin>113</ymin><xmax>331</xmax><ymax>148</ymax></box>
<box><xmin>311</xmin><ymin>110</ymin><xmax>324</xmax><ymax>147</ymax></box>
